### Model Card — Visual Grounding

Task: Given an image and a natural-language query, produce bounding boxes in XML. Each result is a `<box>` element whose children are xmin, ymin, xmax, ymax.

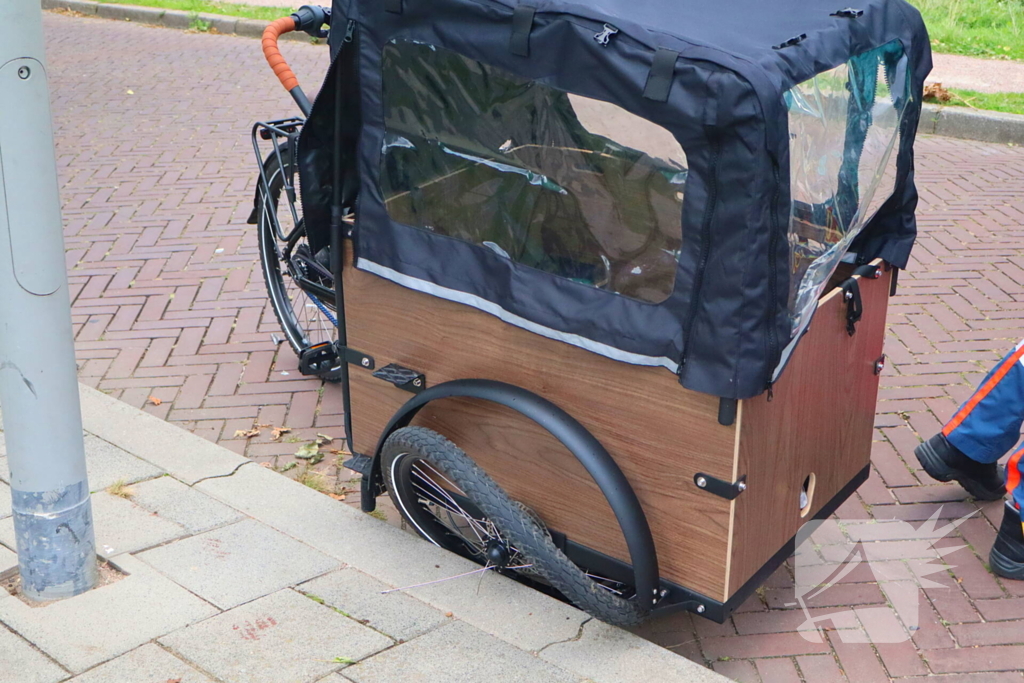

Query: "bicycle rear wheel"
<box><xmin>256</xmin><ymin>147</ymin><xmax>340</xmax><ymax>379</ymax></box>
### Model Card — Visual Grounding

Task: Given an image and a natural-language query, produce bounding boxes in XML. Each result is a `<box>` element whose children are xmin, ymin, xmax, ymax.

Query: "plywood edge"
<box><xmin>721</xmin><ymin>398</ymin><xmax>744</xmax><ymax>603</ymax></box>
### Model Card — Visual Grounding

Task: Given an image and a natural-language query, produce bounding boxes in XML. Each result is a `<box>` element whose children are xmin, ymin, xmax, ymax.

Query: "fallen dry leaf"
<box><xmin>233</xmin><ymin>428</ymin><xmax>260</xmax><ymax>439</ymax></box>
<box><xmin>260</xmin><ymin>462</ymin><xmax>273</xmax><ymax>468</ymax></box>
<box><xmin>315</xmin><ymin>433</ymin><xmax>334</xmax><ymax>445</ymax></box>
<box><xmin>328</xmin><ymin>493</ymin><xmax>347</xmax><ymax>501</ymax></box>
<box><xmin>146</xmin><ymin>396</ymin><xmax>162</xmax><ymax>406</ymax></box>
<box><xmin>295</xmin><ymin>442</ymin><xmax>320</xmax><ymax>459</ymax></box>
<box><xmin>271</xmin><ymin>427</ymin><xmax>292</xmax><ymax>441</ymax></box>
<box><xmin>923</xmin><ymin>82</ymin><xmax>952</xmax><ymax>104</ymax></box>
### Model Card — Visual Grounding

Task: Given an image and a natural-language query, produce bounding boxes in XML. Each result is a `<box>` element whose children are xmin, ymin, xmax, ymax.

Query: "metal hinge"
<box><xmin>372</xmin><ymin>363</ymin><xmax>425</xmax><ymax>393</ymax></box>
<box><xmin>694</xmin><ymin>473</ymin><xmax>748</xmax><ymax>500</ymax></box>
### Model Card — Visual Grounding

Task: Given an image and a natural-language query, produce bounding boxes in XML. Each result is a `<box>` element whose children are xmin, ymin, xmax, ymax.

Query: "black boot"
<box><xmin>914</xmin><ymin>433</ymin><xmax>1006</xmax><ymax>501</ymax></box>
<box><xmin>991</xmin><ymin>503</ymin><xmax>1024</xmax><ymax>581</ymax></box>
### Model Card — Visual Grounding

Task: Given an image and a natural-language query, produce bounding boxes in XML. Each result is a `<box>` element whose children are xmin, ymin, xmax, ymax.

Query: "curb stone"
<box><xmin>42</xmin><ymin>0</ymin><xmax>316</xmax><ymax>43</ymax></box>
<box><xmin>921</xmin><ymin>102</ymin><xmax>1024</xmax><ymax>146</ymax></box>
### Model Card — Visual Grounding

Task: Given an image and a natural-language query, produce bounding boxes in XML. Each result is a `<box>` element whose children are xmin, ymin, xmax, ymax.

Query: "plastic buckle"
<box><xmin>831</xmin><ymin>8</ymin><xmax>864</xmax><ymax>18</ymax></box>
<box><xmin>773</xmin><ymin>33</ymin><xmax>807</xmax><ymax>50</ymax></box>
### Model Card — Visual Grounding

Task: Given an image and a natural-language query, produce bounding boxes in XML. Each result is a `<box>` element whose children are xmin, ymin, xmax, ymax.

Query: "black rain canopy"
<box><xmin>299</xmin><ymin>0</ymin><xmax>931</xmax><ymax>399</ymax></box>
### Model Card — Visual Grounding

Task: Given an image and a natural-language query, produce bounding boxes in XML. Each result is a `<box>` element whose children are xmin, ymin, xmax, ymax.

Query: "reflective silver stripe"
<box><xmin>356</xmin><ymin>258</ymin><xmax>681</xmax><ymax>373</ymax></box>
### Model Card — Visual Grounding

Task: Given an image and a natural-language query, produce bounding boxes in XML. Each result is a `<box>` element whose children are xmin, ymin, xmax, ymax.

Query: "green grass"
<box><xmin>940</xmin><ymin>86</ymin><xmax>1024</xmax><ymax>114</ymax></box>
<box><xmin>94</xmin><ymin>0</ymin><xmax>295</xmax><ymax>22</ymax></box>
<box><xmin>910</xmin><ymin>0</ymin><xmax>1024</xmax><ymax>60</ymax></box>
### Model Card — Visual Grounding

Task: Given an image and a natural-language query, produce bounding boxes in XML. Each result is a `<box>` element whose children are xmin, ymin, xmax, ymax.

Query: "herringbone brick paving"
<box><xmin>43</xmin><ymin>12</ymin><xmax>1023</xmax><ymax>681</ymax></box>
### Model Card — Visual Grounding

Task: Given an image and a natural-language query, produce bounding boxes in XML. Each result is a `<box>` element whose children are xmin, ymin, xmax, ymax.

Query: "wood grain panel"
<box><xmin>343</xmin><ymin>242</ymin><xmax>735</xmax><ymax>598</ymax></box>
<box><xmin>728</xmin><ymin>263</ymin><xmax>891</xmax><ymax>595</ymax></box>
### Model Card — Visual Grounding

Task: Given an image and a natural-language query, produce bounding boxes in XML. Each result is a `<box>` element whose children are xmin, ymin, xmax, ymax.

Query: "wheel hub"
<box><xmin>485</xmin><ymin>538</ymin><xmax>511</xmax><ymax>567</ymax></box>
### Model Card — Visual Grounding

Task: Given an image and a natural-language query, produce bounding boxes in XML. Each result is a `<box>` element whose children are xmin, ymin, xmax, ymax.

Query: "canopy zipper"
<box><xmin>765</xmin><ymin>160</ymin><xmax>782</xmax><ymax>396</ymax></box>
<box><xmin>680</xmin><ymin>136</ymin><xmax>721</xmax><ymax>371</ymax></box>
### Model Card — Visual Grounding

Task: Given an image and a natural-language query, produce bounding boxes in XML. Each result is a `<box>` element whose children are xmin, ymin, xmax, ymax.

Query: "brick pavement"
<box><xmin>43</xmin><ymin>12</ymin><xmax>1024</xmax><ymax>681</ymax></box>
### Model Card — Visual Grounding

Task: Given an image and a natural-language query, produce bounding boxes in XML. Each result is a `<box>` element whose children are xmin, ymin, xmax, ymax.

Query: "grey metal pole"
<box><xmin>0</xmin><ymin>1</ymin><xmax>97</xmax><ymax>600</ymax></box>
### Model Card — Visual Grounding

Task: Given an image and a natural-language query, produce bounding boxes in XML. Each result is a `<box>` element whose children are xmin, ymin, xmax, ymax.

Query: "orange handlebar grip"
<box><xmin>262</xmin><ymin>17</ymin><xmax>300</xmax><ymax>93</ymax></box>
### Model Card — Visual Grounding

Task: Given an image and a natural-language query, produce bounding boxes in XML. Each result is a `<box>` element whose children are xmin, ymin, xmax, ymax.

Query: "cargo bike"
<box><xmin>250</xmin><ymin>0</ymin><xmax>931</xmax><ymax>626</ymax></box>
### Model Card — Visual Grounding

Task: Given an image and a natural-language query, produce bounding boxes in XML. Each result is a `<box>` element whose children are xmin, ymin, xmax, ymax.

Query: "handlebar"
<box><xmin>262</xmin><ymin>6</ymin><xmax>331</xmax><ymax>117</ymax></box>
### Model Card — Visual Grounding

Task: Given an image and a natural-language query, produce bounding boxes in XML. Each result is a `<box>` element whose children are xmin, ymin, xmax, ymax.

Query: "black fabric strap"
<box><xmin>385</xmin><ymin>0</ymin><xmax>402</xmax><ymax>14</ymax></box>
<box><xmin>643</xmin><ymin>48</ymin><xmax>679</xmax><ymax>102</ymax></box>
<box><xmin>510</xmin><ymin>5</ymin><xmax>536</xmax><ymax>57</ymax></box>
<box><xmin>841</xmin><ymin>278</ymin><xmax>863</xmax><ymax>336</ymax></box>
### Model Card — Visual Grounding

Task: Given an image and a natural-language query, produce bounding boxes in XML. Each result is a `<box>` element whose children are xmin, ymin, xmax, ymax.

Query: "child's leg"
<box><xmin>944</xmin><ymin>340</ymin><xmax>1024</xmax><ymax>464</ymax></box>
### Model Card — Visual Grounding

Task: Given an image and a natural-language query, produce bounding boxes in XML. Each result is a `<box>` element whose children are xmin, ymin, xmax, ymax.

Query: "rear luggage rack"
<box><xmin>249</xmin><ymin>118</ymin><xmax>304</xmax><ymax>240</ymax></box>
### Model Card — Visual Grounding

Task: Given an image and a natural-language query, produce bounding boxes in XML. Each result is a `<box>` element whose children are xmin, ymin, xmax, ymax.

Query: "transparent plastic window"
<box><xmin>785</xmin><ymin>41</ymin><xmax>909</xmax><ymax>346</ymax></box>
<box><xmin>379</xmin><ymin>40</ymin><xmax>688</xmax><ymax>304</ymax></box>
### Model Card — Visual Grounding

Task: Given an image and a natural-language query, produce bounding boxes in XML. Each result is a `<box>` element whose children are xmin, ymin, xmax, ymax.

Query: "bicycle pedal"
<box><xmin>298</xmin><ymin>342</ymin><xmax>340</xmax><ymax>377</ymax></box>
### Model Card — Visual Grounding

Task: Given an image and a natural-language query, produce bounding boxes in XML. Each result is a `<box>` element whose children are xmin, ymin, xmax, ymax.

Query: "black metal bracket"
<box><xmin>336</xmin><ymin>343</ymin><xmax>374</xmax><ymax>370</ymax></box>
<box><xmin>342</xmin><ymin>453</ymin><xmax>372</xmax><ymax>476</ymax></box>
<box><xmin>373</xmin><ymin>363</ymin><xmax>425</xmax><ymax>393</ymax></box>
<box><xmin>694</xmin><ymin>473</ymin><xmax>747</xmax><ymax>500</ymax></box>
<box><xmin>718</xmin><ymin>398</ymin><xmax>738</xmax><ymax>426</ymax></box>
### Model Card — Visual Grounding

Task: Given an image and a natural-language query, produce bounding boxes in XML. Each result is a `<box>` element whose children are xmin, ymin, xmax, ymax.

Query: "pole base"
<box><xmin>12</xmin><ymin>480</ymin><xmax>98</xmax><ymax>601</ymax></box>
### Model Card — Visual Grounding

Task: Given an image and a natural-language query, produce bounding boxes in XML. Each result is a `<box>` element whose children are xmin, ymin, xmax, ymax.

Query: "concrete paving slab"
<box><xmin>343</xmin><ymin>620</ymin><xmax>580</xmax><ymax>683</ymax></box>
<box><xmin>540</xmin><ymin>620</ymin><xmax>725</xmax><ymax>683</ymax></box>
<box><xmin>78</xmin><ymin>385</ymin><xmax>247</xmax><ymax>484</ymax></box>
<box><xmin>0</xmin><ymin>544</ymin><xmax>16</xmax><ymax>575</ymax></box>
<box><xmin>0</xmin><ymin>433</ymin><xmax>162</xmax><ymax>492</ymax></box>
<box><xmin>90</xmin><ymin>491</ymin><xmax>187</xmax><ymax>557</ymax></box>
<box><xmin>160</xmin><ymin>589</ymin><xmax>392</xmax><ymax>683</ymax></box>
<box><xmin>299</xmin><ymin>568</ymin><xmax>447</xmax><ymax>642</ymax></box>
<box><xmin>137</xmin><ymin>518</ymin><xmax>339</xmax><ymax>609</ymax></box>
<box><xmin>197</xmin><ymin>465</ymin><xmax>588</xmax><ymax>651</ymax></box>
<box><xmin>68</xmin><ymin>643</ymin><xmax>214</xmax><ymax>683</ymax></box>
<box><xmin>0</xmin><ymin>481</ymin><xmax>9</xmax><ymax>519</ymax></box>
<box><xmin>82</xmin><ymin>434</ymin><xmax>163</xmax><ymax>493</ymax></box>
<box><xmin>0</xmin><ymin>492</ymin><xmax>187</xmax><ymax>559</ymax></box>
<box><xmin>0</xmin><ymin>625</ymin><xmax>68</xmax><ymax>683</ymax></box>
<box><xmin>0</xmin><ymin>555</ymin><xmax>218</xmax><ymax>674</ymax></box>
<box><xmin>130</xmin><ymin>475</ymin><xmax>243</xmax><ymax>534</ymax></box>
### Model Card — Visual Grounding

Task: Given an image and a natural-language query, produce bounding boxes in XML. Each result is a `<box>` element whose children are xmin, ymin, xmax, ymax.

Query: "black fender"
<box><xmin>365</xmin><ymin>378</ymin><xmax>660</xmax><ymax>609</ymax></box>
